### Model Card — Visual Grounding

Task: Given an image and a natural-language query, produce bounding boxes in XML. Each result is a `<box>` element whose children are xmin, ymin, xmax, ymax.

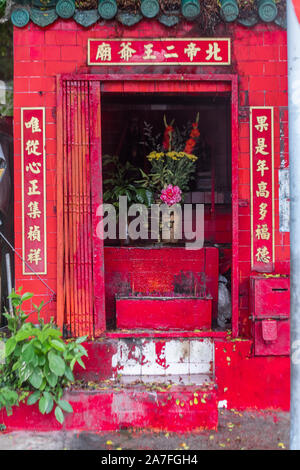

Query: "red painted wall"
<box><xmin>215</xmin><ymin>339</ymin><xmax>290</xmax><ymax>411</ymax></box>
<box><xmin>13</xmin><ymin>21</ymin><xmax>289</xmax><ymax>335</ymax></box>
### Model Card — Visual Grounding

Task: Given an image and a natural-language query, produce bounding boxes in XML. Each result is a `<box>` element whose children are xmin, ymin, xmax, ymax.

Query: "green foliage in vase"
<box><xmin>102</xmin><ymin>154</ymin><xmax>154</xmax><ymax>208</ymax></box>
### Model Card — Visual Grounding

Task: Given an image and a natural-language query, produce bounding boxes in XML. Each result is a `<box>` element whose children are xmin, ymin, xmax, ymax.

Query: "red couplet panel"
<box><xmin>116</xmin><ymin>297</ymin><xmax>212</xmax><ymax>331</ymax></box>
<box><xmin>250</xmin><ymin>107</ymin><xmax>274</xmax><ymax>273</ymax></box>
<box><xmin>21</xmin><ymin>108</ymin><xmax>47</xmax><ymax>275</ymax></box>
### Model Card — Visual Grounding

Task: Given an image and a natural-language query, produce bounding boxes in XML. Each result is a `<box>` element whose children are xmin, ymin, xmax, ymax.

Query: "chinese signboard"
<box><xmin>21</xmin><ymin>108</ymin><xmax>47</xmax><ymax>275</ymax></box>
<box><xmin>250</xmin><ymin>107</ymin><xmax>274</xmax><ymax>272</ymax></box>
<box><xmin>88</xmin><ymin>38</ymin><xmax>231</xmax><ymax>66</ymax></box>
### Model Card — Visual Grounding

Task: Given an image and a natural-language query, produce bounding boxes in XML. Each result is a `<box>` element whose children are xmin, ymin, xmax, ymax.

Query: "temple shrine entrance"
<box><xmin>56</xmin><ymin>75</ymin><xmax>239</xmax><ymax>338</ymax></box>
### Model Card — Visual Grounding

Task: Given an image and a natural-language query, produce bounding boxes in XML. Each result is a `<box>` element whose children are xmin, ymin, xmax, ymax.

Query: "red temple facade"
<box><xmin>5</xmin><ymin>0</ymin><xmax>290</xmax><ymax>431</ymax></box>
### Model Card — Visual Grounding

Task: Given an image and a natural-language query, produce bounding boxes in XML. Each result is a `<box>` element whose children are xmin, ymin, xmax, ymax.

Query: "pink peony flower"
<box><xmin>160</xmin><ymin>184</ymin><xmax>182</xmax><ymax>206</ymax></box>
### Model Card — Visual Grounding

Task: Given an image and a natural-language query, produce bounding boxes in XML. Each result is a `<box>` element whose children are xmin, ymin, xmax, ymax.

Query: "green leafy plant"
<box><xmin>0</xmin><ymin>387</ymin><xmax>19</xmax><ymax>416</ymax></box>
<box><xmin>0</xmin><ymin>288</ymin><xmax>88</xmax><ymax>424</ymax></box>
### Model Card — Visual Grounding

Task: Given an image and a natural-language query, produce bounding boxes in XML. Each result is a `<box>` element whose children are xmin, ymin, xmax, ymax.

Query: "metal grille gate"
<box><xmin>57</xmin><ymin>80</ymin><xmax>96</xmax><ymax>337</ymax></box>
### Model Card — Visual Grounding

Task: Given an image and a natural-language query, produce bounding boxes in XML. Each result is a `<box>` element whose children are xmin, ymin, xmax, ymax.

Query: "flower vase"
<box><xmin>153</xmin><ymin>199</ymin><xmax>180</xmax><ymax>245</ymax></box>
<box><xmin>161</xmin><ymin>211</ymin><xmax>180</xmax><ymax>244</ymax></box>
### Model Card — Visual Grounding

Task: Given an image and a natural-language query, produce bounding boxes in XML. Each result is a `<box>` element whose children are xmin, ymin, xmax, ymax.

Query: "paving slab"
<box><xmin>0</xmin><ymin>409</ymin><xmax>289</xmax><ymax>451</ymax></box>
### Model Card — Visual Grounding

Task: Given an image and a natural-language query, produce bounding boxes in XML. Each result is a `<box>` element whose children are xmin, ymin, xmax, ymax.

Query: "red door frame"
<box><xmin>57</xmin><ymin>73</ymin><xmax>239</xmax><ymax>338</ymax></box>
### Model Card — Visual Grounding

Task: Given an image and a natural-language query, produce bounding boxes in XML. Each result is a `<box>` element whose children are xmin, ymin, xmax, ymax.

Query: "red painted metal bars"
<box><xmin>57</xmin><ymin>79</ymin><xmax>99</xmax><ymax>337</ymax></box>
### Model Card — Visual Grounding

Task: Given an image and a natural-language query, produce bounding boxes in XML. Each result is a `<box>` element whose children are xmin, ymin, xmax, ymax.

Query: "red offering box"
<box><xmin>116</xmin><ymin>296</ymin><xmax>212</xmax><ymax>331</ymax></box>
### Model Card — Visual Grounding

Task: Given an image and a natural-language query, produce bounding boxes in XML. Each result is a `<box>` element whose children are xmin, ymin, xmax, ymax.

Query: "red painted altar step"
<box><xmin>116</xmin><ymin>296</ymin><xmax>212</xmax><ymax>330</ymax></box>
<box><xmin>1</xmin><ymin>338</ymin><xmax>218</xmax><ymax>432</ymax></box>
<box><xmin>1</xmin><ymin>382</ymin><xmax>218</xmax><ymax>432</ymax></box>
<box><xmin>73</xmin><ymin>337</ymin><xmax>215</xmax><ymax>382</ymax></box>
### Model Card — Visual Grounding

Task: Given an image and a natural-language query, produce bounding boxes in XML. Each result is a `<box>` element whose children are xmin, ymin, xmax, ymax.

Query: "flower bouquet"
<box><xmin>138</xmin><ymin>114</ymin><xmax>200</xmax><ymax>204</ymax></box>
<box><xmin>137</xmin><ymin>114</ymin><xmax>200</xmax><ymax>243</ymax></box>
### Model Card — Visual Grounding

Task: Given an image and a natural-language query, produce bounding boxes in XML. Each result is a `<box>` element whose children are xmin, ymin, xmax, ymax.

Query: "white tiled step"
<box><xmin>112</xmin><ymin>338</ymin><xmax>214</xmax><ymax>377</ymax></box>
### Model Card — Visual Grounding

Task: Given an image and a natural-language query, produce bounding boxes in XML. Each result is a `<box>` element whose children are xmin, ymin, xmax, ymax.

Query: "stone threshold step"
<box><xmin>118</xmin><ymin>373</ymin><xmax>213</xmax><ymax>386</ymax></box>
<box><xmin>105</xmin><ymin>329</ymin><xmax>228</xmax><ymax>339</ymax></box>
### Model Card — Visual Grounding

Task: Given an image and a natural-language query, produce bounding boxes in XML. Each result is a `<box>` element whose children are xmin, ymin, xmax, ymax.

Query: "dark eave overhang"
<box><xmin>7</xmin><ymin>0</ymin><xmax>286</xmax><ymax>30</ymax></box>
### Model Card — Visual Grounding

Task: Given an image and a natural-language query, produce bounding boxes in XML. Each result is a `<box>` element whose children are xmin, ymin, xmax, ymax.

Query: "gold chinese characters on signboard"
<box><xmin>88</xmin><ymin>38</ymin><xmax>231</xmax><ymax>66</ymax></box>
<box><xmin>21</xmin><ymin>108</ymin><xmax>47</xmax><ymax>275</ymax></box>
<box><xmin>250</xmin><ymin>107</ymin><xmax>274</xmax><ymax>272</ymax></box>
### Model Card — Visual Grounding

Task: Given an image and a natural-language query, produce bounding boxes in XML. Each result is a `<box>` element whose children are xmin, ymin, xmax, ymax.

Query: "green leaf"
<box><xmin>48</xmin><ymin>351</ymin><xmax>65</xmax><ymax>377</ymax></box>
<box><xmin>49</xmin><ymin>339</ymin><xmax>66</xmax><ymax>352</ymax></box>
<box><xmin>54</xmin><ymin>406</ymin><xmax>64</xmax><ymax>424</ymax></box>
<box><xmin>33</xmin><ymin>301</ymin><xmax>44</xmax><ymax>313</ymax></box>
<box><xmin>58</xmin><ymin>400</ymin><xmax>73</xmax><ymax>413</ymax></box>
<box><xmin>21</xmin><ymin>344</ymin><xmax>35</xmax><ymax>363</ymax></box>
<box><xmin>45</xmin><ymin>398</ymin><xmax>54</xmax><ymax>414</ymax></box>
<box><xmin>46</xmin><ymin>371</ymin><xmax>58</xmax><ymax>388</ymax></box>
<box><xmin>5</xmin><ymin>337</ymin><xmax>17</xmax><ymax>357</ymax></box>
<box><xmin>135</xmin><ymin>188</ymin><xmax>145</xmax><ymax>204</ymax></box>
<box><xmin>12</xmin><ymin>360</ymin><xmax>20</xmax><ymax>372</ymax></box>
<box><xmin>38</xmin><ymin>355</ymin><xmax>46</xmax><ymax>366</ymax></box>
<box><xmin>39</xmin><ymin>392</ymin><xmax>53</xmax><ymax>415</ymax></box>
<box><xmin>21</xmin><ymin>292</ymin><xmax>34</xmax><ymax>302</ymax></box>
<box><xmin>27</xmin><ymin>391</ymin><xmax>41</xmax><ymax>406</ymax></box>
<box><xmin>29</xmin><ymin>368</ymin><xmax>43</xmax><ymax>389</ymax></box>
<box><xmin>38</xmin><ymin>395</ymin><xmax>48</xmax><ymax>414</ymax></box>
<box><xmin>39</xmin><ymin>328</ymin><xmax>62</xmax><ymax>343</ymax></box>
<box><xmin>39</xmin><ymin>378</ymin><xmax>47</xmax><ymax>391</ymax></box>
<box><xmin>75</xmin><ymin>336</ymin><xmax>88</xmax><ymax>344</ymax></box>
<box><xmin>18</xmin><ymin>362</ymin><xmax>33</xmax><ymax>383</ymax></box>
<box><xmin>64</xmin><ymin>367</ymin><xmax>74</xmax><ymax>382</ymax></box>
<box><xmin>15</xmin><ymin>327</ymin><xmax>36</xmax><ymax>342</ymax></box>
<box><xmin>76</xmin><ymin>357</ymin><xmax>86</xmax><ymax>369</ymax></box>
<box><xmin>144</xmin><ymin>189</ymin><xmax>154</xmax><ymax>207</ymax></box>
<box><xmin>70</xmin><ymin>357</ymin><xmax>77</xmax><ymax>371</ymax></box>
<box><xmin>74</xmin><ymin>344</ymin><xmax>88</xmax><ymax>357</ymax></box>
<box><xmin>32</xmin><ymin>339</ymin><xmax>42</xmax><ymax>351</ymax></box>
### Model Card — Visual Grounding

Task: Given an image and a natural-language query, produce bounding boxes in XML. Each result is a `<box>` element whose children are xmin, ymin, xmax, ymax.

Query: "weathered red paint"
<box><xmin>215</xmin><ymin>339</ymin><xmax>290</xmax><ymax>411</ymax></box>
<box><xmin>116</xmin><ymin>297</ymin><xmax>212</xmax><ymax>330</ymax></box>
<box><xmin>250</xmin><ymin>276</ymin><xmax>290</xmax><ymax>318</ymax></box>
<box><xmin>253</xmin><ymin>319</ymin><xmax>290</xmax><ymax>356</ymax></box>
<box><xmin>1</xmin><ymin>385</ymin><xmax>218</xmax><ymax>433</ymax></box>
<box><xmin>250</xmin><ymin>276</ymin><xmax>290</xmax><ymax>356</ymax></box>
<box><xmin>71</xmin><ymin>339</ymin><xmax>290</xmax><ymax>412</ymax></box>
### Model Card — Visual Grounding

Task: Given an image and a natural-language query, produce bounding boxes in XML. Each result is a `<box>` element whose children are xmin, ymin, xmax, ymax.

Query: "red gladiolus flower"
<box><xmin>184</xmin><ymin>122</ymin><xmax>200</xmax><ymax>154</ymax></box>
<box><xmin>163</xmin><ymin>125</ymin><xmax>174</xmax><ymax>151</ymax></box>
